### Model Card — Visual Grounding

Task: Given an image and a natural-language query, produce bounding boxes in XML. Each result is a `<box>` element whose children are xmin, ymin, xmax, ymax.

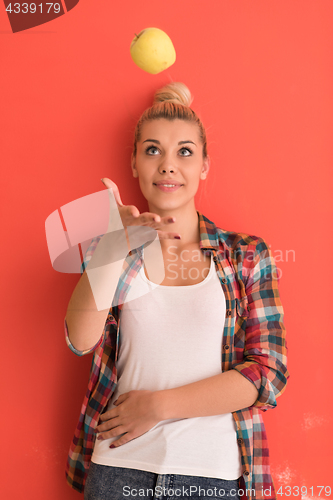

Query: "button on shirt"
<box><xmin>64</xmin><ymin>211</ymin><xmax>290</xmax><ymax>499</ymax></box>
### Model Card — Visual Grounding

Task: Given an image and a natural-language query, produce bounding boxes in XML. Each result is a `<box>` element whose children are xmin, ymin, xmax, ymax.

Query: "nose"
<box><xmin>158</xmin><ymin>155</ymin><xmax>177</xmax><ymax>174</ymax></box>
<box><xmin>159</xmin><ymin>165</ymin><xmax>175</xmax><ymax>173</ymax></box>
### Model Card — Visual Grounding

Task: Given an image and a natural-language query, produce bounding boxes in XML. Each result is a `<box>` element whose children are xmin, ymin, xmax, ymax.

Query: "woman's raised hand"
<box><xmin>101</xmin><ymin>177</ymin><xmax>181</xmax><ymax>240</ymax></box>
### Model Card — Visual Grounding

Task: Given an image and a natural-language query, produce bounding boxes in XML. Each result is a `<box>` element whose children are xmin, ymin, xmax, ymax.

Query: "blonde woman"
<box><xmin>64</xmin><ymin>82</ymin><xmax>289</xmax><ymax>500</ymax></box>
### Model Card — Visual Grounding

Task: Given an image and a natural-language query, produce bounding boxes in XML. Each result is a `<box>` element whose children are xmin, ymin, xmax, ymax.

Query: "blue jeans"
<box><xmin>84</xmin><ymin>462</ymin><xmax>242</xmax><ymax>500</ymax></box>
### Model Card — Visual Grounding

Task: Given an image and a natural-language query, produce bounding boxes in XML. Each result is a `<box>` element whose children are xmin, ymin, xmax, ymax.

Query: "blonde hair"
<box><xmin>132</xmin><ymin>82</ymin><xmax>208</xmax><ymax>159</ymax></box>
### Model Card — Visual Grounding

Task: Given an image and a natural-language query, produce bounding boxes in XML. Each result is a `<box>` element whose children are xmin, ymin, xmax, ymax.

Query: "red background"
<box><xmin>1</xmin><ymin>0</ymin><xmax>332</xmax><ymax>498</ymax></box>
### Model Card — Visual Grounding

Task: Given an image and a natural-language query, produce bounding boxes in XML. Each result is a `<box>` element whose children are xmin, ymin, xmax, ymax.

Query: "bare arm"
<box><xmin>65</xmin><ymin>232</ymin><xmax>128</xmax><ymax>352</ymax></box>
<box><xmin>65</xmin><ymin>273</ymin><xmax>112</xmax><ymax>353</ymax></box>
<box><xmin>154</xmin><ymin>370</ymin><xmax>259</xmax><ymax>420</ymax></box>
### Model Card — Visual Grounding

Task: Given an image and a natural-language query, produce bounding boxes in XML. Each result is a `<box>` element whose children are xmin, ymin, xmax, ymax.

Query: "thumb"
<box><xmin>101</xmin><ymin>177</ymin><xmax>124</xmax><ymax>207</ymax></box>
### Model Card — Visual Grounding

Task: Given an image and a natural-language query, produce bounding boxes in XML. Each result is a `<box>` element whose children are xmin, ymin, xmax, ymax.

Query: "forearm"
<box><xmin>65</xmin><ymin>269</ymin><xmax>118</xmax><ymax>352</ymax></box>
<box><xmin>65</xmin><ymin>232</ymin><xmax>128</xmax><ymax>352</ymax></box>
<box><xmin>155</xmin><ymin>369</ymin><xmax>259</xmax><ymax>420</ymax></box>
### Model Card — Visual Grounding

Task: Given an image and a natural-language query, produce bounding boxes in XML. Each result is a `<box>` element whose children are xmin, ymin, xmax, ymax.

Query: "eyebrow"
<box><xmin>142</xmin><ymin>139</ymin><xmax>197</xmax><ymax>146</ymax></box>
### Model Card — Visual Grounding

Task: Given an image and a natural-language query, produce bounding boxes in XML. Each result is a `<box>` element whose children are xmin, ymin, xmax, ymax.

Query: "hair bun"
<box><xmin>153</xmin><ymin>82</ymin><xmax>193</xmax><ymax>107</ymax></box>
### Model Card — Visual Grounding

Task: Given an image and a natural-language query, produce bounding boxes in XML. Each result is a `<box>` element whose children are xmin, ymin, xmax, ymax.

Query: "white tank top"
<box><xmin>92</xmin><ymin>250</ymin><xmax>242</xmax><ymax>479</ymax></box>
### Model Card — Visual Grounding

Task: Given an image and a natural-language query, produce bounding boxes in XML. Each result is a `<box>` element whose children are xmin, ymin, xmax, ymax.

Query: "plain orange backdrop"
<box><xmin>1</xmin><ymin>0</ymin><xmax>332</xmax><ymax>498</ymax></box>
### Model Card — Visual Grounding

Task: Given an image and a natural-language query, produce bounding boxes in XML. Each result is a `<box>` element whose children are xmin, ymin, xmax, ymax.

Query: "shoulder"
<box><xmin>201</xmin><ymin>212</ymin><xmax>268</xmax><ymax>256</ymax></box>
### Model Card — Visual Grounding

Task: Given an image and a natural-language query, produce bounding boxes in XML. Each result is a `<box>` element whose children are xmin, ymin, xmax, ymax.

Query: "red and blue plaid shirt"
<box><xmin>64</xmin><ymin>211</ymin><xmax>289</xmax><ymax>499</ymax></box>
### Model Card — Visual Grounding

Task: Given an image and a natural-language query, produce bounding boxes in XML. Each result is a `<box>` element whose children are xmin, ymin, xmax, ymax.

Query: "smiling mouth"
<box><xmin>153</xmin><ymin>183</ymin><xmax>184</xmax><ymax>187</ymax></box>
<box><xmin>153</xmin><ymin>183</ymin><xmax>184</xmax><ymax>191</ymax></box>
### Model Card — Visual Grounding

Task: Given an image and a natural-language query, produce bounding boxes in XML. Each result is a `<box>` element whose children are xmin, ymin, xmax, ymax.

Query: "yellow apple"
<box><xmin>130</xmin><ymin>27</ymin><xmax>176</xmax><ymax>74</ymax></box>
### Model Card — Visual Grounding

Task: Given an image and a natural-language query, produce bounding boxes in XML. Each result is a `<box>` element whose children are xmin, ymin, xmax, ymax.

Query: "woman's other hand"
<box><xmin>94</xmin><ymin>390</ymin><xmax>163</xmax><ymax>448</ymax></box>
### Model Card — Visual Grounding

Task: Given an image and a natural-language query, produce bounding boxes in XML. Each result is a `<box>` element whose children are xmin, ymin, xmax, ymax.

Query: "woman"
<box><xmin>64</xmin><ymin>82</ymin><xmax>289</xmax><ymax>500</ymax></box>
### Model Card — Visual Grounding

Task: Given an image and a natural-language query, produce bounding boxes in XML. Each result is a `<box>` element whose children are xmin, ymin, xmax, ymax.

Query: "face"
<box><xmin>131</xmin><ymin>118</ymin><xmax>210</xmax><ymax>215</ymax></box>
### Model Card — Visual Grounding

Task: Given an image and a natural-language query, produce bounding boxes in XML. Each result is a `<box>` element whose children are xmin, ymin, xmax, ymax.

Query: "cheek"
<box><xmin>187</xmin><ymin>175</ymin><xmax>201</xmax><ymax>189</ymax></box>
<box><xmin>137</xmin><ymin>177</ymin><xmax>147</xmax><ymax>194</ymax></box>
<box><xmin>138</xmin><ymin>177</ymin><xmax>155</xmax><ymax>199</ymax></box>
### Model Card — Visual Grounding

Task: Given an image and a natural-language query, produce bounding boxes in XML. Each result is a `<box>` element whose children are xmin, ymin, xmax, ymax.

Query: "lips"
<box><xmin>153</xmin><ymin>183</ymin><xmax>183</xmax><ymax>193</ymax></box>
<box><xmin>153</xmin><ymin>181</ymin><xmax>183</xmax><ymax>186</ymax></box>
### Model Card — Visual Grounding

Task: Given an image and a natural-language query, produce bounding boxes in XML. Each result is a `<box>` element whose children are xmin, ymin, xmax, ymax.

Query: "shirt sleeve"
<box><xmin>65</xmin><ymin>235</ymin><xmax>106</xmax><ymax>357</ymax></box>
<box><xmin>64</xmin><ymin>317</ymin><xmax>105</xmax><ymax>356</ymax></box>
<box><xmin>232</xmin><ymin>237</ymin><xmax>290</xmax><ymax>411</ymax></box>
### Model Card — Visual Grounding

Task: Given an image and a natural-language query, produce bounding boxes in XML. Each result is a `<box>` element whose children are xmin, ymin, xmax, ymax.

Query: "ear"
<box><xmin>200</xmin><ymin>155</ymin><xmax>210</xmax><ymax>180</ymax></box>
<box><xmin>131</xmin><ymin>153</ymin><xmax>138</xmax><ymax>178</ymax></box>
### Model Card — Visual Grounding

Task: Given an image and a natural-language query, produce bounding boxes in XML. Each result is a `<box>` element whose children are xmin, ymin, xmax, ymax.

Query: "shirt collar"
<box><xmin>196</xmin><ymin>210</ymin><xmax>220</xmax><ymax>251</ymax></box>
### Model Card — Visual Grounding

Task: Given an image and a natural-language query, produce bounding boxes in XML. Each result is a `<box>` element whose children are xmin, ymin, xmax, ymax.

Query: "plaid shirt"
<box><xmin>64</xmin><ymin>211</ymin><xmax>289</xmax><ymax>499</ymax></box>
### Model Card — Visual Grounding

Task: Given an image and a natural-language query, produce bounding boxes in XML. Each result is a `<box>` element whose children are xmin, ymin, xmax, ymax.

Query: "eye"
<box><xmin>179</xmin><ymin>147</ymin><xmax>193</xmax><ymax>156</ymax></box>
<box><xmin>144</xmin><ymin>145</ymin><xmax>193</xmax><ymax>156</ymax></box>
<box><xmin>145</xmin><ymin>145</ymin><xmax>160</xmax><ymax>155</ymax></box>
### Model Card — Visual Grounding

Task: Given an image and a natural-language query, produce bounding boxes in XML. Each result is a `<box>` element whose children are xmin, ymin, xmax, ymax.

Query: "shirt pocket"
<box><xmin>236</xmin><ymin>296</ymin><xmax>250</xmax><ymax>319</ymax></box>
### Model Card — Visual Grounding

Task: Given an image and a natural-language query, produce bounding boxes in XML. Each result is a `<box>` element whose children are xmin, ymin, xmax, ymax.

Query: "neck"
<box><xmin>148</xmin><ymin>203</ymin><xmax>201</xmax><ymax>250</ymax></box>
